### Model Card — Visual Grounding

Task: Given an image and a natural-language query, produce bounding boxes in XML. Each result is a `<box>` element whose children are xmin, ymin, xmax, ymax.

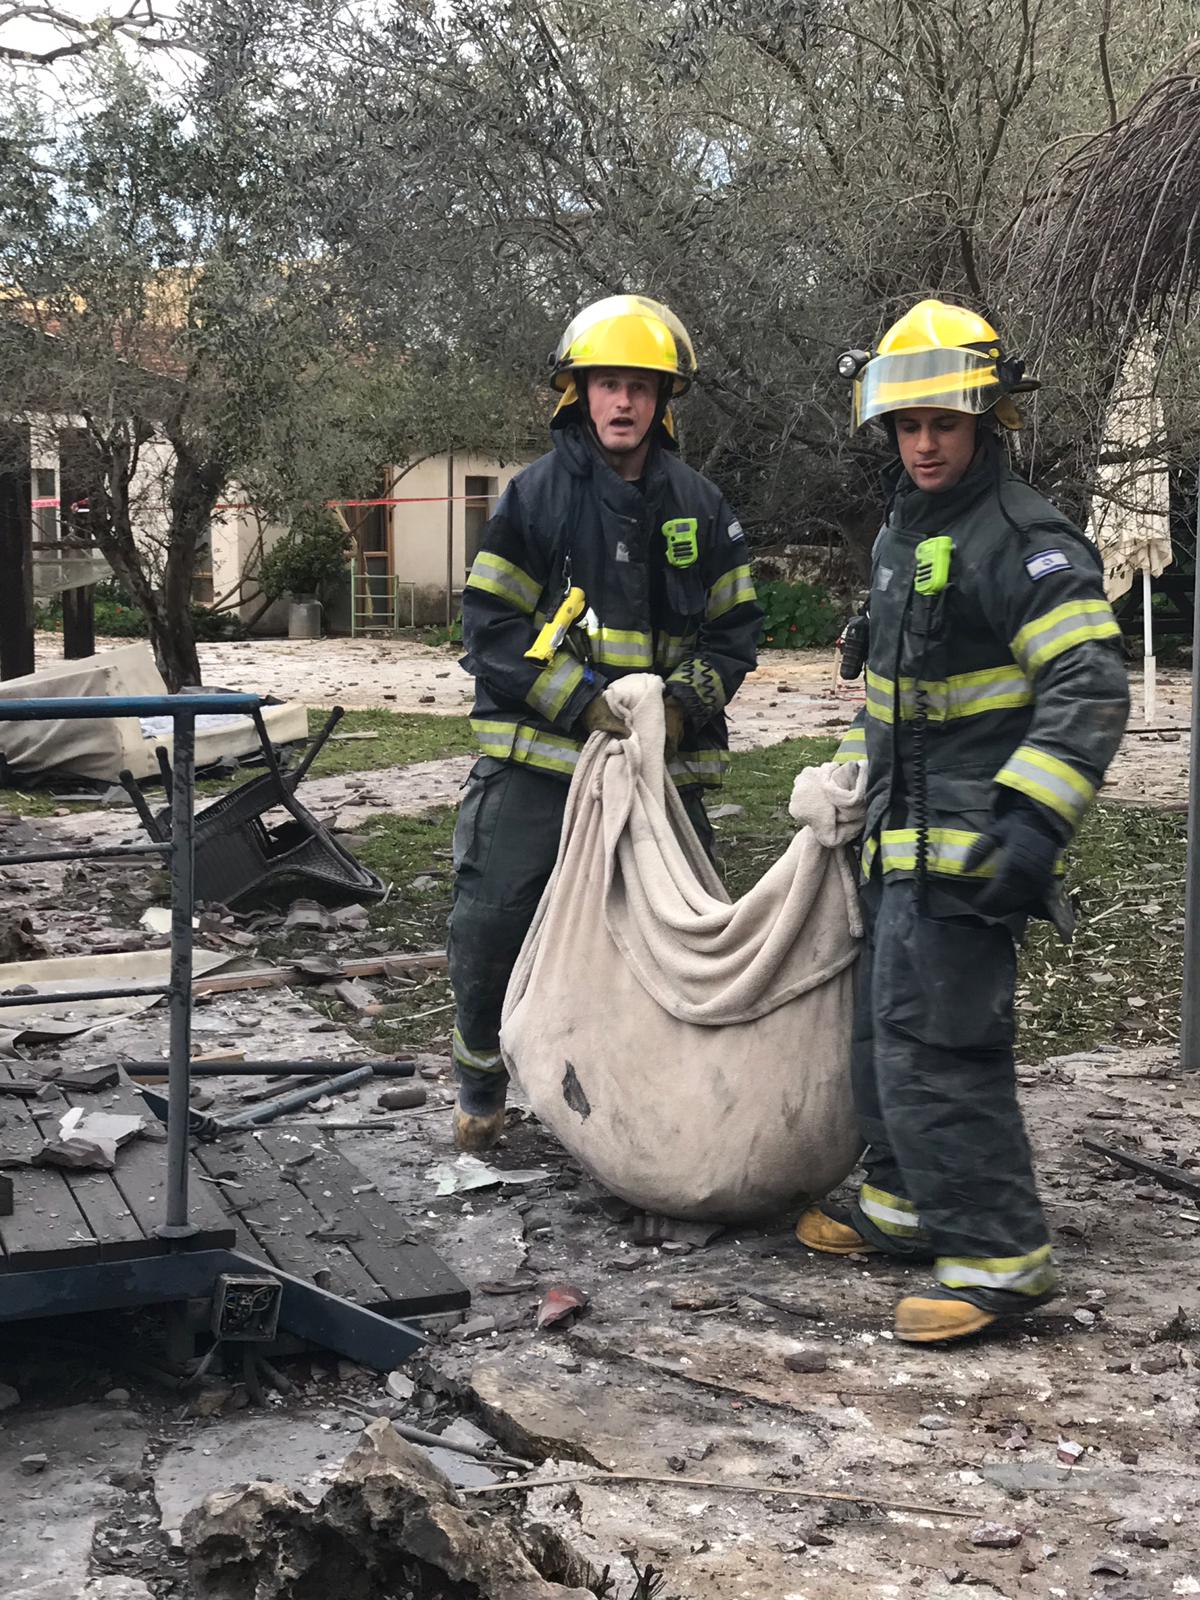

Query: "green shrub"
<box><xmin>756</xmin><ymin>579</ymin><xmax>841</xmax><ymax>649</ymax></box>
<box><xmin>258</xmin><ymin>506</ymin><xmax>351</xmax><ymax>602</ymax></box>
<box><xmin>35</xmin><ymin>579</ymin><xmax>246</xmax><ymax>641</ymax></box>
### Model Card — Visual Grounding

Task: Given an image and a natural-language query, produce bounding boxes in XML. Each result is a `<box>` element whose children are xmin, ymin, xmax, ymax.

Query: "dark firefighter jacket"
<box><xmin>833</xmin><ymin>440</ymin><xmax>1130</xmax><ymax>880</ymax></box>
<box><xmin>460</xmin><ymin>420</ymin><xmax>762</xmax><ymax>789</ymax></box>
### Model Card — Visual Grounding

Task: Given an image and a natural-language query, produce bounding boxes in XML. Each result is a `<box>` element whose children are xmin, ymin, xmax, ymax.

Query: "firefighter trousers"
<box><xmin>848</xmin><ymin>877</ymin><xmax>1057</xmax><ymax>1311</ymax></box>
<box><xmin>448</xmin><ymin>756</ymin><xmax>714</xmax><ymax>1115</ymax></box>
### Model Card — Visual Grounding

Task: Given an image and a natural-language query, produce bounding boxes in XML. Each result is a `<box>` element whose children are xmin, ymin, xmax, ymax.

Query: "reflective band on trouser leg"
<box><xmin>936</xmin><ymin>1243</ymin><xmax>1057</xmax><ymax>1298</ymax></box>
<box><xmin>833</xmin><ymin>724</ymin><xmax>866</xmax><ymax>764</ymax></box>
<box><xmin>859</xmin><ymin>1182</ymin><xmax>926</xmax><ymax>1240</ymax></box>
<box><xmin>995</xmin><ymin>743</ymin><xmax>1096</xmax><ymax>828</ymax></box>
<box><xmin>706</xmin><ymin>564</ymin><xmax>757</xmax><ymax>622</ymax></box>
<box><xmin>1010</xmin><ymin>599</ymin><xmax>1121</xmax><ymax>675</ymax></box>
<box><xmin>465</xmin><ymin>552</ymin><xmax>541</xmax><ymax>615</ymax></box>
<box><xmin>527</xmin><ymin>652</ymin><xmax>586</xmax><ymax>720</ymax></box>
<box><xmin>452</xmin><ymin>1026</ymin><xmax>504</xmax><ymax>1077</ymax></box>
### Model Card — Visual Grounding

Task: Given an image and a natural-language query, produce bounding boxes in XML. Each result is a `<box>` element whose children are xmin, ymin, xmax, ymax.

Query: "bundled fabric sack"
<box><xmin>501</xmin><ymin>674</ymin><xmax>865</xmax><ymax>1221</ymax></box>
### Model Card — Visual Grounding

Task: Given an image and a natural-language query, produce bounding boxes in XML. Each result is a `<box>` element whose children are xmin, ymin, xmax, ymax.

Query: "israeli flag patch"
<box><xmin>727</xmin><ymin>519</ymin><xmax>745</xmax><ymax>542</ymax></box>
<box><xmin>1025</xmin><ymin>548</ymin><xmax>1071</xmax><ymax>581</ymax></box>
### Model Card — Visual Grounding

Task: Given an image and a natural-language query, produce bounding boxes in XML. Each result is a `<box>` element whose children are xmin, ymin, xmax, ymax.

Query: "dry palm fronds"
<box><xmin>1018</xmin><ymin>59</ymin><xmax>1200</xmax><ymax>335</ymax></box>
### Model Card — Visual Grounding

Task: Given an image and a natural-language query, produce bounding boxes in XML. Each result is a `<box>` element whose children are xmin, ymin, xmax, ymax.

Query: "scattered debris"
<box><xmin>33</xmin><ymin>1136</ymin><xmax>116</xmax><ymax>1171</ymax></box>
<box><xmin>1056</xmin><ymin>1438</ymin><xmax>1085</xmax><ymax>1467</ymax></box>
<box><xmin>377</xmin><ymin>1084</ymin><xmax>428</xmax><ymax>1111</ymax></box>
<box><xmin>971</xmin><ymin>1522</ymin><xmax>1024</xmax><ymax>1549</ymax></box>
<box><xmin>1091</xmin><ymin>1554</ymin><xmax>1131</xmax><ymax>1577</ymax></box>
<box><xmin>783</xmin><ymin>1348</ymin><xmax>829</xmax><ymax>1374</ymax></box>
<box><xmin>630</xmin><ymin>1214</ymin><xmax>724</xmax><ymax>1248</ymax></box>
<box><xmin>18</xmin><ymin>1453</ymin><xmax>48</xmax><ymax>1475</ymax></box>
<box><xmin>537</xmin><ymin>1284</ymin><xmax>589</xmax><ymax>1330</ymax></box>
<box><xmin>429</xmin><ymin>1153</ymin><xmax>548</xmax><ymax>1195</ymax></box>
<box><xmin>1118</xmin><ymin>1521</ymin><xmax>1170</xmax><ymax>1549</ymax></box>
<box><xmin>181</xmin><ymin>1418</ymin><xmax>594</xmax><ymax>1598</ymax></box>
<box><xmin>1082</xmin><ymin>1137</ymin><xmax>1200</xmax><ymax>1202</ymax></box>
<box><xmin>1152</xmin><ymin>1306</ymin><xmax>1193</xmax><ymax>1342</ymax></box>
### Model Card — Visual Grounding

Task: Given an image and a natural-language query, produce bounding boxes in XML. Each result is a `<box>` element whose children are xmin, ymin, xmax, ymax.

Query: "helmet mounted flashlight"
<box><xmin>837</xmin><ymin>349</ymin><xmax>871</xmax><ymax>381</ymax></box>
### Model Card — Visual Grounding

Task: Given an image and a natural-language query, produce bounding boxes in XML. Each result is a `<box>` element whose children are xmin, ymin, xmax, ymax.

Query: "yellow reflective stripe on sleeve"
<box><xmin>865</xmin><ymin>668</ymin><xmax>895</xmax><ymax>723</ymax></box>
<box><xmin>526</xmin><ymin>652</ymin><xmax>585</xmax><ymax>720</ymax></box>
<box><xmin>936</xmin><ymin>1243</ymin><xmax>1057</xmax><ymax>1297</ymax></box>
<box><xmin>593</xmin><ymin>626</ymin><xmax>654</xmax><ymax>669</ymax></box>
<box><xmin>706</xmin><ymin>563</ymin><xmax>757</xmax><ymax>622</ymax></box>
<box><xmin>996</xmin><ymin>743</ymin><xmax>1096</xmax><ymax>826</ymax></box>
<box><xmin>1010</xmin><ymin>598</ymin><xmax>1121</xmax><ymax>675</ymax></box>
<box><xmin>655</xmin><ymin>633</ymin><xmax>689</xmax><ymax>671</ymax></box>
<box><xmin>668</xmin><ymin>748</ymin><xmax>730</xmax><ymax>788</ymax></box>
<box><xmin>465</xmin><ymin>551</ymin><xmax>542</xmax><ymax>615</ymax></box>
<box><xmin>470</xmin><ymin>717</ymin><xmax>582</xmax><ymax>777</ymax></box>
<box><xmin>859</xmin><ymin>1183</ymin><xmax>926</xmax><ymax>1239</ymax></box>
<box><xmin>452</xmin><ymin>1027</ymin><xmax>504</xmax><ymax>1074</ymax></box>
<box><xmin>877</xmin><ymin>827</ymin><xmax>997</xmax><ymax>878</ymax></box>
<box><xmin>861</xmin><ymin>834</ymin><xmax>879</xmax><ymax>876</ymax></box>
<box><xmin>833</xmin><ymin>725</ymin><xmax>866</xmax><ymax>764</ymax></box>
<box><xmin>866</xmin><ymin>665</ymin><xmax>1031</xmax><ymax>724</ymax></box>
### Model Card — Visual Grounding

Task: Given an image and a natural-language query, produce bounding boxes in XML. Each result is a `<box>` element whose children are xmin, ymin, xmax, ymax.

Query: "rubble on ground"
<box><xmin>181</xmin><ymin>1418</ymin><xmax>594</xmax><ymax>1599</ymax></box>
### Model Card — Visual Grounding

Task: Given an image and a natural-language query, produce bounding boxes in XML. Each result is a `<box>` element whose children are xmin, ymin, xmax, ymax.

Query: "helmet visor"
<box><xmin>853</xmin><ymin>347</ymin><xmax>1005</xmax><ymax>429</ymax></box>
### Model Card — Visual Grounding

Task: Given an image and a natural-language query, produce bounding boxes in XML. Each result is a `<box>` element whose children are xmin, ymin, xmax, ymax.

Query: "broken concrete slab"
<box><xmin>0</xmin><ymin>1403</ymin><xmax>149</xmax><ymax>1596</ymax></box>
<box><xmin>154</xmin><ymin>1415</ymin><xmax>344</xmax><ymax>1536</ymax></box>
<box><xmin>181</xmin><ymin>1417</ymin><xmax>595</xmax><ymax>1598</ymax></box>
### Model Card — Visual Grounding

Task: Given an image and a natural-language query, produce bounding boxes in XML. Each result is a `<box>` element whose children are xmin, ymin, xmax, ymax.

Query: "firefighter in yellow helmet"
<box><xmin>449</xmin><ymin>294</ymin><xmax>761</xmax><ymax>1150</ymax></box>
<box><xmin>798</xmin><ymin>299</ymin><xmax>1129</xmax><ymax>1343</ymax></box>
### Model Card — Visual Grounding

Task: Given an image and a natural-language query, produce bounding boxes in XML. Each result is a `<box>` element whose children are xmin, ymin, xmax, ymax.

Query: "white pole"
<box><xmin>1142</xmin><ymin>566</ymin><xmax>1157</xmax><ymax>725</ymax></box>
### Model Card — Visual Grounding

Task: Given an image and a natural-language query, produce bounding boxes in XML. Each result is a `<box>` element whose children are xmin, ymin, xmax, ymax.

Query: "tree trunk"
<box><xmin>159</xmin><ymin>428</ymin><xmax>224</xmax><ymax>691</ymax></box>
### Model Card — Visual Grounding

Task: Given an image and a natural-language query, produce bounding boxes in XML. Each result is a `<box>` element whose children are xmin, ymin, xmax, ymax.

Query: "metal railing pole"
<box><xmin>158</xmin><ymin>709</ymin><xmax>198</xmax><ymax>1236</ymax></box>
<box><xmin>1182</xmin><ymin>495</ymin><xmax>1200</xmax><ymax>1068</ymax></box>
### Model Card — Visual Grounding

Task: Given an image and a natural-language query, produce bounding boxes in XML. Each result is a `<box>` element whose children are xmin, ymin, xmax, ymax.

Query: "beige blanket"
<box><xmin>501</xmin><ymin>673</ymin><xmax>865</xmax><ymax>1222</ymax></box>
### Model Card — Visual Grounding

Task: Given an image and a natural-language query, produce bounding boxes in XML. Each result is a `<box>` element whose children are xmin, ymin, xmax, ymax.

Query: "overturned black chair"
<box><xmin>121</xmin><ymin>705</ymin><xmax>385</xmax><ymax>909</ymax></box>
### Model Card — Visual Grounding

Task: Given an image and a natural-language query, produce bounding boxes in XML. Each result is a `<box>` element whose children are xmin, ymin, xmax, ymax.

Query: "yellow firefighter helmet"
<box><xmin>840</xmin><ymin>298</ymin><xmax>1037</xmax><ymax>431</ymax></box>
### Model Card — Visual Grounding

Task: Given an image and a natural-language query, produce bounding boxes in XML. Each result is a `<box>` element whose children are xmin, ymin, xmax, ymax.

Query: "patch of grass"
<box><xmin>300</xmin><ymin>707</ymin><xmax>475</xmax><ymax>778</ymax></box>
<box><xmin>340</xmin><ymin>807</ymin><xmax>458</xmax><ymax>1055</ymax></box>
<box><xmin>1018</xmin><ymin>802</ymin><xmax>1186</xmax><ymax>1061</ymax></box>
<box><xmin>715</xmin><ymin>735</ymin><xmax>838</xmax><ymax>899</ymax></box>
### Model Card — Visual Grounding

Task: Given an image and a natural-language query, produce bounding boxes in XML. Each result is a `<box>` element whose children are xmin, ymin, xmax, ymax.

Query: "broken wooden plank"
<box><xmin>1081</xmin><ymin>1137</ymin><xmax>1200</xmax><ymax>1201</ymax></box>
<box><xmin>192</xmin><ymin>949</ymin><xmax>447</xmax><ymax>998</ymax></box>
<box><xmin>193</xmin><ymin>1135</ymin><xmax>378</xmax><ymax>1305</ymax></box>
<box><xmin>252</xmin><ymin>1129</ymin><xmax>470</xmax><ymax>1317</ymax></box>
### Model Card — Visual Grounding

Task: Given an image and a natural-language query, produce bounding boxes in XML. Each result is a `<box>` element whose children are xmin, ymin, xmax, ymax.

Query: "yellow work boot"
<box><xmin>452</xmin><ymin>1104</ymin><xmax>506</xmax><ymax>1152</ymax></box>
<box><xmin>795</xmin><ymin>1205</ymin><xmax>882</xmax><ymax>1256</ymax></box>
<box><xmin>895</xmin><ymin>1293</ymin><xmax>996</xmax><ymax>1344</ymax></box>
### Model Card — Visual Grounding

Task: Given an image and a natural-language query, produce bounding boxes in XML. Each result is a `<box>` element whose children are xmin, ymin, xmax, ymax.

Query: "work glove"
<box><xmin>580</xmin><ymin>693</ymin><xmax>629</xmax><ymax>739</ymax></box>
<box><xmin>962</xmin><ymin>801</ymin><xmax>1062</xmax><ymax>919</ymax></box>
<box><xmin>663</xmin><ymin>695</ymin><xmax>685</xmax><ymax>761</ymax></box>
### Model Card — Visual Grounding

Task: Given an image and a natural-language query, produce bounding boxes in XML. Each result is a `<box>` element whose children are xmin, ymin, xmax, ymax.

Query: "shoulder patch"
<box><xmin>1024</xmin><ymin>548</ymin><xmax>1071</xmax><ymax>581</ymax></box>
<box><xmin>726</xmin><ymin>519</ymin><xmax>745</xmax><ymax>542</ymax></box>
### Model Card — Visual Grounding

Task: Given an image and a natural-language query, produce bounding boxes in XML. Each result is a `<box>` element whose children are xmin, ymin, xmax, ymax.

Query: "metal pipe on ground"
<box><xmin>123</xmin><ymin>1059</ymin><xmax>415</xmax><ymax>1078</ymax></box>
<box><xmin>220</xmin><ymin>1065</ymin><xmax>376</xmax><ymax>1128</ymax></box>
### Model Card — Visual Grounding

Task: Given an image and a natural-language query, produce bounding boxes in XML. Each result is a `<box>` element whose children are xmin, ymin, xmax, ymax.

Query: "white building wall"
<box><xmin>388</xmin><ymin>453</ymin><xmax>526</xmax><ymax>621</ymax></box>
